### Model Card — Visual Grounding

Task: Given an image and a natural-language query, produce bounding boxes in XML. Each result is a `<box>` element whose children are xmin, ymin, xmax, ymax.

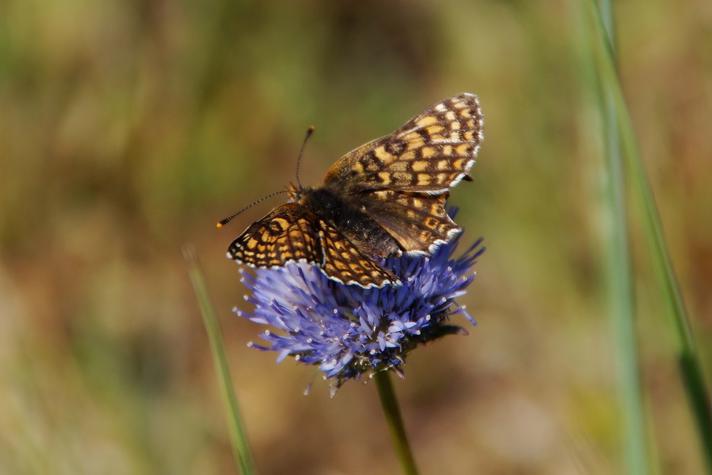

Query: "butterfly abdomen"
<box><xmin>301</xmin><ymin>188</ymin><xmax>401</xmax><ymax>259</ymax></box>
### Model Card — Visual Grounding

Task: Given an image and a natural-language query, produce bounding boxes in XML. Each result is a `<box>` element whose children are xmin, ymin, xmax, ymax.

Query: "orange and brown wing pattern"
<box><xmin>227</xmin><ymin>203</ymin><xmax>322</xmax><ymax>268</ymax></box>
<box><xmin>227</xmin><ymin>203</ymin><xmax>398</xmax><ymax>288</ymax></box>
<box><xmin>324</xmin><ymin>93</ymin><xmax>484</xmax><ymax>194</ymax></box>
<box><xmin>360</xmin><ymin>191</ymin><xmax>460</xmax><ymax>254</ymax></box>
<box><xmin>317</xmin><ymin>219</ymin><xmax>399</xmax><ymax>288</ymax></box>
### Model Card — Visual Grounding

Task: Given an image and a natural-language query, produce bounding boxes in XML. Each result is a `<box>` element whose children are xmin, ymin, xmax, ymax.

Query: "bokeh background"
<box><xmin>1</xmin><ymin>0</ymin><xmax>711</xmax><ymax>473</ymax></box>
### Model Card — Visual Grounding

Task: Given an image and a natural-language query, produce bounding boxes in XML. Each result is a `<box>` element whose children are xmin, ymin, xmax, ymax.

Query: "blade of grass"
<box><xmin>585</xmin><ymin>1</ymin><xmax>712</xmax><ymax>472</ymax></box>
<box><xmin>585</xmin><ymin>2</ymin><xmax>651</xmax><ymax>474</ymax></box>
<box><xmin>184</xmin><ymin>245</ymin><xmax>257</xmax><ymax>475</ymax></box>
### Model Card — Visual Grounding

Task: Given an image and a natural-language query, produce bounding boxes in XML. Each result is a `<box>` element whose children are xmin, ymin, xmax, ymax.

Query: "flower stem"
<box><xmin>374</xmin><ymin>371</ymin><xmax>419</xmax><ymax>475</ymax></box>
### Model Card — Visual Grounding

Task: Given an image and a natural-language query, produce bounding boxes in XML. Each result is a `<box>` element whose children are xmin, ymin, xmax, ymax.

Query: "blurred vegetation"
<box><xmin>1</xmin><ymin>0</ymin><xmax>711</xmax><ymax>474</ymax></box>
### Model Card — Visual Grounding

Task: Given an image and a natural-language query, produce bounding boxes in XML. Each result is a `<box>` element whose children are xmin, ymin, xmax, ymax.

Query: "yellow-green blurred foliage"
<box><xmin>1</xmin><ymin>0</ymin><xmax>710</xmax><ymax>473</ymax></box>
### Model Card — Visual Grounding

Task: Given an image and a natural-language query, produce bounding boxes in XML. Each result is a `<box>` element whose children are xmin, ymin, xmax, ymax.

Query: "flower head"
<box><xmin>235</xmin><ymin>226</ymin><xmax>484</xmax><ymax>390</ymax></box>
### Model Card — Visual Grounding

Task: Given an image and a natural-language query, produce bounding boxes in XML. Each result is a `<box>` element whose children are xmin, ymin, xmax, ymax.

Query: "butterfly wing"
<box><xmin>357</xmin><ymin>191</ymin><xmax>460</xmax><ymax>254</ymax></box>
<box><xmin>317</xmin><ymin>218</ymin><xmax>399</xmax><ymax>288</ymax></box>
<box><xmin>324</xmin><ymin>93</ymin><xmax>484</xmax><ymax>195</ymax></box>
<box><xmin>227</xmin><ymin>203</ymin><xmax>322</xmax><ymax>268</ymax></box>
<box><xmin>228</xmin><ymin>203</ymin><xmax>398</xmax><ymax>288</ymax></box>
<box><xmin>322</xmin><ymin>93</ymin><xmax>482</xmax><ymax>253</ymax></box>
<box><xmin>228</xmin><ymin>94</ymin><xmax>483</xmax><ymax>280</ymax></box>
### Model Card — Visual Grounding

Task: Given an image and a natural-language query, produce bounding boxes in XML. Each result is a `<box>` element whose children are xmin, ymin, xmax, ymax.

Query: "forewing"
<box><xmin>324</xmin><ymin>93</ymin><xmax>483</xmax><ymax>194</ymax></box>
<box><xmin>358</xmin><ymin>191</ymin><xmax>460</xmax><ymax>254</ymax></box>
<box><xmin>317</xmin><ymin>219</ymin><xmax>399</xmax><ymax>288</ymax></box>
<box><xmin>227</xmin><ymin>203</ymin><xmax>321</xmax><ymax>268</ymax></box>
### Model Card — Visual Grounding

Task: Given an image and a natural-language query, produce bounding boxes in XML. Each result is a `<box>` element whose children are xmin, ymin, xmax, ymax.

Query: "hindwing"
<box><xmin>357</xmin><ymin>191</ymin><xmax>460</xmax><ymax>254</ymax></box>
<box><xmin>317</xmin><ymin>219</ymin><xmax>399</xmax><ymax>288</ymax></box>
<box><xmin>227</xmin><ymin>204</ymin><xmax>398</xmax><ymax>288</ymax></box>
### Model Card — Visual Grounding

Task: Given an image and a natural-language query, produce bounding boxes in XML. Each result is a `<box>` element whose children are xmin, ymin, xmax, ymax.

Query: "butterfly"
<box><xmin>224</xmin><ymin>93</ymin><xmax>484</xmax><ymax>289</ymax></box>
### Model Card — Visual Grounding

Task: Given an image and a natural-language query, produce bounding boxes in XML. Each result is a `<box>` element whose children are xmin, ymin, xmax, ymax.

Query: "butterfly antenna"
<box><xmin>216</xmin><ymin>190</ymin><xmax>288</xmax><ymax>229</ymax></box>
<box><xmin>295</xmin><ymin>126</ymin><xmax>315</xmax><ymax>190</ymax></box>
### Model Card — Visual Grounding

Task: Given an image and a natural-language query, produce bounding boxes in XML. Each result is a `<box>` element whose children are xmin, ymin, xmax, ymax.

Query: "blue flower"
<box><xmin>234</xmin><ymin>228</ymin><xmax>484</xmax><ymax>390</ymax></box>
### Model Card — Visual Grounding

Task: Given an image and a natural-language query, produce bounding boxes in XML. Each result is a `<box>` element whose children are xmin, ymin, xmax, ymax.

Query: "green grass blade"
<box><xmin>585</xmin><ymin>2</ymin><xmax>651</xmax><ymax>473</ymax></box>
<box><xmin>184</xmin><ymin>245</ymin><xmax>258</xmax><ymax>475</ymax></box>
<box><xmin>585</xmin><ymin>1</ymin><xmax>712</xmax><ymax>472</ymax></box>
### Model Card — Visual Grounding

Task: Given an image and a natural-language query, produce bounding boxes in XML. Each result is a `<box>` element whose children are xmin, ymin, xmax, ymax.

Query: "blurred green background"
<box><xmin>1</xmin><ymin>0</ymin><xmax>711</xmax><ymax>473</ymax></box>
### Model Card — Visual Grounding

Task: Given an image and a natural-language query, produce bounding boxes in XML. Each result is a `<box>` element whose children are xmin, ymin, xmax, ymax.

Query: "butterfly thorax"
<box><xmin>299</xmin><ymin>187</ymin><xmax>401</xmax><ymax>259</ymax></box>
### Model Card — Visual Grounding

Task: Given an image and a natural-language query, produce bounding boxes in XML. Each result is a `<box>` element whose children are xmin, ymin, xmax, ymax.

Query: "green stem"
<box><xmin>587</xmin><ymin>0</ymin><xmax>712</xmax><ymax>471</ymax></box>
<box><xmin>184</xmin><ymin>245</ymin><xmax>257</xmax><ymax>475</ymax></box>
<box><xmin>593</xmin><ymin>1</ymin><xmax>650</xmax><ymax>473</ymax></box>
<box><xmin>374</xmin><ymin>371</ymin><xmax>419</xmax><ymax>475</ymax></box>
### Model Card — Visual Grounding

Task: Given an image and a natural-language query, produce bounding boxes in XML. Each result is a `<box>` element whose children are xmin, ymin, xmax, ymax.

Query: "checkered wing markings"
<box><xmin>317</xmin><ymin>219</ymin><xmax>398</xmax><ymax>288</ymax></box>
<box><xmin>324</xmin><ymin>93</ymin><xmax>484</xmax><ymax>194</ymax></box>
<box><xmin>359</xmin><ymin>191</ymin><xmax>460</xmax><ymax>253</ymax></box>
<box><xmin>227</xmin><ymin>204</ymin><xmax>322</xmax><ymax>268</ymax></box>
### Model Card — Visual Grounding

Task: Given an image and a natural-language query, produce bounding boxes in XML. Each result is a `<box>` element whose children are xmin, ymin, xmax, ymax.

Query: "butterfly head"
<box><xmin>287</xmin><ymin>181</ymin><xmax>314</xmax><ymax>204</ymax></box>
<box><xmin>287</xmin><ymin>182</ymin><xmax>301</xmax><ymax>202</ymax></box>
